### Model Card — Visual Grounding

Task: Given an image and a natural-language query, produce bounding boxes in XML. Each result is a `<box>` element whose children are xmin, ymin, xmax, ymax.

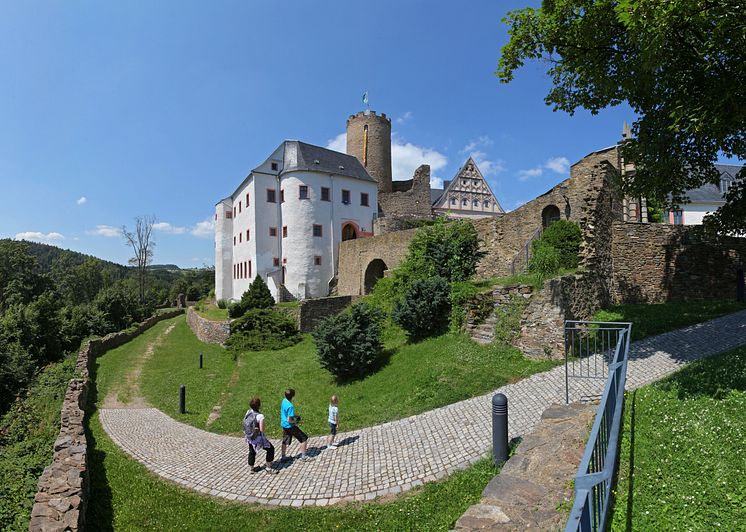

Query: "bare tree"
<box><xmin>122</xmin><ymin>215</ymin><xmax>155</xmax><ymax>304</ymax></box>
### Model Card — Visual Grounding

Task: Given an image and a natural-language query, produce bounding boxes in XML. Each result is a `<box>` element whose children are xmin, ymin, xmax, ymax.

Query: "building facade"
<box><xmin>666</xmin><ymin>165</ymin><xmax>741</xmax><ymax>225</ymax></box>
<box><xmin>431</xmin><ymin>157</ymin><xmax>505</xmax><ymax>219</ymax></box>
<box><xmin>215</xmin><ymin>141</ymin><xmax>377</xmax><ymax>302</ymax></box>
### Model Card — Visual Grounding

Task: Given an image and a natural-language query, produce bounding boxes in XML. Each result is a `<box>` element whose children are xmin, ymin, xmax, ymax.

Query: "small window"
<box><xmin>280</xmin><ymin>189</ymin><xmax>285</xmax><ymax>203</ymax></box>
<box><xmin>313</xmin><ymin>224</ymin><xmax>323</xmax><ymax>237</ymax></box>
<box><xmin>314</xmin><ymin>256</ymin><xmax>322</xmax><ymax>266</ymax></box>
<box><xmin>361</xmin><ymin>192</ymin><xmax>369</xmax><ymax>207</ymax></box>
<box><xmin>462</xmin><ymin>199</ymin><xmax>468</xmax><ymax>206</ymax></box>
<box><xmin>226</xmin><ymin>210</ymin><xmax>232</xmax><ymax>219</ymax></box>
<box><xmin>282</xmin><ymin>226</ymin><xmax>288</xmax><ymax>238</ymax></box>
<box><xmin>462</xmin><ymin>180</ymin><xmax>467</xmax><ymax>186</ymax></box>
<box><xmin>273</xmin><ymin>257</ymin><xmax>280</xmax><ymax>267</ymax></box>
<box><xmin>246</xmin><ymin>193</ymin><xmax>250</xmax><ymax>206</ymax></box>
<box><xmin>299</xmin><ymin>185</ymin><xmax>309</xmax><ymax>199</ymax></box>
<box><xmin>239</xmin><ymin>201</ymin><xmax>242</xmax><ymax>213</ymax></box>
<box><xmin>283</xmin><ymin>257</ymin><xmax>287</xmax><ymax>264</ymax></box>
<box><xmin>473</xmin><ymin>200</ymin><xmax>479</xmax><ymax>207</ymax></box>
<box><xmin>450</xmin><ymin>198</ymin><xmax>456</xmax><ymax>205</ymax></box>
<box><xmin>239</xmin><ymin>232</ymin><xmax>242</xmax><ymax>243</ymax></box>
<box><xmin>233</xmin><ymin>264</ymin><xmax>235</xmax><ymax>279</ymax></box>
<box><xmin>246</xmin><ymin>229</ymin><xmax>250</xmax><ymax>240</ymax></box>
<box><xmin>271</xmin><ymin>162</ymin><xmax>279</xmax><ymax>171</ymax></box>
<box><xmin>484</xmin><ymin>201</ymin><xmax>490</xmax><ymax>208</ymax></box>
<box><xmin>244</xmin><ymin>261</ymin><xmax>248</xmax><ymax>279</ymax></box>
<box><xmin>233</xmin><ymin>236</ymin><xmax>236</xmax><ymax>246</ymax></box>
<box><xmin>321</xmin><ymin>187</ymin><xmax>330</xmax><ymax>201</ymax></box>
<box><xmin>233</xmin><ymin>206</ymin><xmax>237</xmax><ymax>217</ymax></box>
<box><xmin>267</xmin><ymin>189</ymin><xmax>276</xmax><ymax>203</ymax></box>
<box><xmin>341</xmin><ymin>190</ymin><xmax>350</xmax><ymax>204</ymax></box>
<box><xmin>214</xmin><ymin>213</ymin><xmax>217</xmax><ymax>221</ymax></box>
<box><xmin>269</xmin><ymin>227</ymin><xmax>277</xmax><ymax>237</ymax></box>
<box><xmin>248</xmin><ymin>260</ymin><xmax>252</xmax><ymax>277</ymax></box>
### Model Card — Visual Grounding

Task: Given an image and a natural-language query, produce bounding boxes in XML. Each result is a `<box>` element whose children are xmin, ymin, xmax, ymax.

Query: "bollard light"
<box><xmin>492</xmin><ymin>393</ymin><xmax>508</xmax><ymax>465</ymax></box>
<box><xmin>199</xmin><ymin>352</ymin><xmax>203</xmax><ymax>369</ymax></box>
<box><xmin>179</xmin><ymin>385</ymin><xmax>186</xmax><ymax>414</ymax></box>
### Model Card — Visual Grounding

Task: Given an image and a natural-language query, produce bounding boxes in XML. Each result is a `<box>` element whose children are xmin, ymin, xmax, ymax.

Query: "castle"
<box><xmin>214</xmin><ymin>110</ymin><xmax>505</xmax><ymax>302</ymax></box>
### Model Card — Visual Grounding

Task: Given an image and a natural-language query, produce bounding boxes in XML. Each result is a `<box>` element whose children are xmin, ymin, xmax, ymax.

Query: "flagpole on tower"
<box><xmin>362</xmin><ymin>90</ymin><xmax>370</xmax><ymax>112</ymax></box>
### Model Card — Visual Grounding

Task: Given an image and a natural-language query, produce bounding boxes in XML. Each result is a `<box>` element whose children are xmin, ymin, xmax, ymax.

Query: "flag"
<box><xmin>362</xmin><ymin>91</ymin><xmax>368</xmax><ymax>106</ymax></box>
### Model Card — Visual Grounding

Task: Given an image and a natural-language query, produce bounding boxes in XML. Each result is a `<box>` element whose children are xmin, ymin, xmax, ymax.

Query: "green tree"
<box><xmin>240</xmin><ymin>276</ymin><xmax>275</xmax><ymax>311</ymax></box>
<box><xmin>539</xmin><ymin>219</ymin><xmax>581</xmax><ymax>269</ymax></box>
<box><xmin>392</xmin><ymin>277</ymin><xmax>451</xmax><ymax>342</ymax></box>
<box><xmin>498</xmin><ymin>0</ymin><xmax>746</xmax><ymax>233</ymax></box>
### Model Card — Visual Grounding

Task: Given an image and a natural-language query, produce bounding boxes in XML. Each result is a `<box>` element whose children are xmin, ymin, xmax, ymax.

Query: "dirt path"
<box><xmin>102</xmin><ymin>323</ymin><xmax>177</xmax><ymax>409</ymax></box>
<box><xmin>206</xmin><ymin>359</ymin><xmax>242</xmax><ymax>426</ymax></box>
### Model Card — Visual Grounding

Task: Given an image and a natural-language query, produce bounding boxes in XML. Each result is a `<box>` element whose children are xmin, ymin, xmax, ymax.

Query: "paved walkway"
<box><xmin>99</xmin><ymin>310</ymin><xmax>746</xmax><ymax>507</ymax></box>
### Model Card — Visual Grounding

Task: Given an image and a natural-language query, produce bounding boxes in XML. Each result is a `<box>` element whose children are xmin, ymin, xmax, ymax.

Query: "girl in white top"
<box><xmin>326</xmin><ymin>395</ymin><xmax>339</xmax><ymax>449</ymax></box>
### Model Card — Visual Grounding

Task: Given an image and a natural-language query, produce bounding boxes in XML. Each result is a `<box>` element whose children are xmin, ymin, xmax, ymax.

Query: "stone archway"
<box><xmin>342</xmin><ymin>223</ymin><xmax>358</xmax><ymax>241</ymax></box>
<box><xmin>542</xmin><ymin>205</ymin><xmax>561</xmax><ymax>228</ymax></box>
<box><xmin>364</xmin><ymin>259</ymin><xmax>388</xmax><ymax>294</ymax></box>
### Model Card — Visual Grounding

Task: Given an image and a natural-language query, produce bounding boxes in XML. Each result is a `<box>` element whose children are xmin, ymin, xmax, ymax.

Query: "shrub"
<box><xmin>539</xmin><ymin>220</ymin><xmax>581</xmax><ymax>269</ymax></box>
<box><xmin>186</xmin><ymin>285</ymin><xmax>201</xmax><ymax>302</ymax></box>
<box><xmin>230</xmin><ymin>276</ymin><xmax>275</xmax><ymax>319</ymax></box>
<box><xmin>392</xmin><ymin>277</ymin><xmax>451</xmax><ymax>341</ymax></box>
<box><xmin>312</xmin><ymin>303</ymin><xmax>383</xmax><ymax>381</ymax></box>
<box><xmin>448</xmin><ymin>281</ymin><xmax>480</xmax><ymax>330</ymax></box>
<box><xmin>216</xmin><ymin>299</ymin><xmax>227</xmax><ymax>309</ymax></box>
<box><xmin>528</xmin><ymin>241</ymin><xmax>561</xmax><ymax>279</ymax></box>
<box><xmin>228</xmin><ymin>302</ymin><xmax>243</xmax><ymax>319</ymax></box>
<box><xmin>226</xmin><ymin>308</ymin><xmax>300</xmax><ymax>352</ymax></box>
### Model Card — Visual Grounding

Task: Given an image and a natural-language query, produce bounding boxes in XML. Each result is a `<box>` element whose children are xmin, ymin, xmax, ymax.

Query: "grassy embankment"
<box><xmin>610</xmin><ymin>346</ymin><xmax>746</xmax><ymax>530</ymax></box>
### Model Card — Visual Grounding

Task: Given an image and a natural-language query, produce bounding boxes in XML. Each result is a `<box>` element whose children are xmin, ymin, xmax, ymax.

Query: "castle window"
<box><xmin>239</xmin><ymin>232</ymin><xmax>242</xmax><ymax>243</ymax></box>
<box><xmin>361</xmin><ymin>192</ymin><xmax>369</xmax><ymax>207</ymax></box>
<box><xmin>484</xmin><ymin>201</ymin><xmax>490</xmax><ymax>208</ymax></box>
<box><xmin>462</xmin><ymin>199</ymin><xmax>468</xmax><ymax>206</ymax></box>
<box><xmin>246</xmin><ymin>229</ymin><xmax>250</xmax><ymax>240</ymax></box>
<box><xmin>267</xmin><ymin>189</ymin><xmax>276</xmax><ymax>203</ymax></box>
<box><xmin>721</xmin><ymin>178</ymin><xmax>733</xmax><ymax>194</ymax></box>
<box><xmin>313</xmin><ymin>224</ymin><xmax>323</xmax><ymax>237</ymax></box>
<box><xmin>462</xmin><ymin>180</ymin><xmax>467</xmax><ymax>186</ymax></box>
<box><xmin>473</xmin><ymin>200</ymin><xmax>479</xmax><ymax>207</ymax></box>
<box><xmin>282</xmin><ymin>226</ymin><xmax>288</xmax><ymax>238</ymax></box>
<box><xmin>321</xmin><ymin>187</ymin><xmax>330</xmax><ymax>201</ymax></box>
<box><xmin>273</xmin><ymin>258</ymin><xmax>280</xmax><ymax>267</ymax></box>
<box><xmin>280</xmin><ymin>189</ymin><xmax>285</xmax><ymax>203</ymax></box>
<box><xmin>226</xmin><ymin>210</ymin><xmax>232</xmax><ymax>219</ymax></box>
<box><xmin>233</xmin><ymin>206</ymin><xmax>237</xmax><ymax>218</ymax></box>
<box><xmin>233</xmin><ymin>264</ymin><xmax>235</xmax><ymax>279</ymax></box>
<box><xmin>248</xmin><ymin>260</ymin><xmax>252</xmax><ymax>277</ymax></box>
<box><xmin>341</xmin><ymin>190</ymin><xmax>350</xmax><ymax>204</ymax></box>
<box><xmin>214</xmin><ymin>213</ymin><xmax>217</xmax><ymax>221</ymax></box>
<box><xmin>314</xmin><ymin>256</ymin><xmax>322</xmax><ymax>266</ymax></box>
<box><xmin>299</xmin><ymin>185</ymin><xmax>309</xmax><ymax>199</ymax></box>
<box><xmin>244</xmin><ymin>261</ymin><xmax>248</xmax><ymax>279</ymax></box>
<box><xmin>271</xmin><ymin>162</ymin><xmax>279</xmax><ymax>171</ymax></box>
<box><xmin>239</xmin><ymin>201</ymin><xmax>242</xmax><ymax>213</ymax></box>
<box><xmin>233</xmin><ymin>236</ymin><xmax>236</xmax><ymax>246</ymax></box>
<box><xmin>450</xmin><ymin>197</ymin><xmax>456</xmax><ymax>205</ymax></box>
<box><xmin>269</xmin><ymin>227</ymin><xmax>277</xmax><ymax>237</ymax></box>
<box><xmin>246</xmin><ymin>193</ymin><xmax>250</xmax><ymax>206</ymax></box>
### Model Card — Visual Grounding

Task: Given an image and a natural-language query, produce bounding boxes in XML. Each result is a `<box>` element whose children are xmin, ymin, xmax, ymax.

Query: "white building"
<box><xmin>667</xmin><ymin>164</ymin><xmax>742</xmax><ymax>225</ymax></box>
<box><xmin>215</xmin><ymin>141</ymin><xmax>378</xmax><ymax>302</ymax></box>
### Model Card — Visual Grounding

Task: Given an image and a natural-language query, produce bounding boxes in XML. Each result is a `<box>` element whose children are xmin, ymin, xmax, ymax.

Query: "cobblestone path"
<box><xmin>99</xmin><ymin>310</ymin><xmax>746</xmax><ymax>507</ymax></box>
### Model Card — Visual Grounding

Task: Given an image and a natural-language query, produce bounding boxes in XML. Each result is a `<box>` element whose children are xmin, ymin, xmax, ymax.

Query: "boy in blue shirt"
<box><xmin>280</xmin><ymin>388</ymin><xmax>310</xmax><ymax>462</ymax></box>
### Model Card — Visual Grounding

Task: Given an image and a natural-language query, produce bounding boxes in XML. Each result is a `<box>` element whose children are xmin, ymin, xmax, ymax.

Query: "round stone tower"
<box><xmin>346</xmin><ymin>111</ymin><xmax>392</xmax><ymax>193</ymax></box>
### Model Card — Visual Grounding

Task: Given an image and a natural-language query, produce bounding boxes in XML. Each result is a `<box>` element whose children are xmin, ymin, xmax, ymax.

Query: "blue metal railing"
<box><xmin>565</xmin><ymin>321</ymin><xmax>632</xmax><ymax>532</ymax></box>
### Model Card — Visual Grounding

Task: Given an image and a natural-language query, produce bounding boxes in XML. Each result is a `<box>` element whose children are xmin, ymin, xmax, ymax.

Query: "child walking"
<box><xmin>326</xmin><ymin>395</ymin><xmax>339</xmax><ymax>450</ymax></box>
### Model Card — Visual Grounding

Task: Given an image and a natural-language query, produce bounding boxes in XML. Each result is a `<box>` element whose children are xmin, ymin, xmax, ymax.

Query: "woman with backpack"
<box><xmin>243</xmin><ymin>397</ymin><xmax>278</xmax><ymax>475</ymax></box>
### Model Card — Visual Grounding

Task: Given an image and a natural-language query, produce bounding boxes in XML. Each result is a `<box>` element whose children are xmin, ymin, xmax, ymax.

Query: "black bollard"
<box><xmin>737</xmin><ymin>269</ymin><xmax>745</xmax><ymax>302</ymax></box>
<box><xmin>179</xmin><ymin>385</ymin><xmax>186</xmax><ymax>414</ymax></box>
<box><xmin>199</xmin><ymin>352</ymin><xmax>203</xmax><ymax>369</ymax></box>
<box><xmin>492</xmin><ymin>393</ymin><xmax>508</xmax><ymax>465</ymax></box>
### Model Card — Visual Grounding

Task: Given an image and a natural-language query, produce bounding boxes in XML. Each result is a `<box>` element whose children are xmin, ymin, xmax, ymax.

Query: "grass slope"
<box><xmin>139</xmin><ymin>318</ymin><xmax>557</xmax><ymax>438</ymax></box>
<box><xmin>610</xmin><ymin>346</ymin><xmax>746</xmax><ymax>530</ymax></box>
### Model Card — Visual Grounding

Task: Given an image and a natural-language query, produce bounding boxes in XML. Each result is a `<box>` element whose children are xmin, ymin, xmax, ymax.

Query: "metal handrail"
<box><xmin>509</xmin><ymin>227</ymin><xmax>542</xmax><ymax>275</ymax></box>
<box><xmin>565</xmin><ymin>321</ymin><xmax>632</xmax><ymax>532</ymax></box>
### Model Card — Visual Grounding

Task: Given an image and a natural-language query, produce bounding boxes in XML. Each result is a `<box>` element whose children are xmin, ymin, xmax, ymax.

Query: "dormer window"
<box><xmin>721</xmin><ymin>177</ymin><xmax>733</xmax><ymax>194</ymax></box>
<box><xmin>271</xmin><ymin>162</ymin><xmax>279</xmax><ymax>171</ymax></box>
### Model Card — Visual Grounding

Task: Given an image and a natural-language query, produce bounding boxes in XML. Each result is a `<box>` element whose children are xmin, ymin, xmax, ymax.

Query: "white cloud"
<box><xmin>153</xmin><ymin>222</ymin><xmax>187</xmax><ymax>234</ymax></box>
<box><xmin>469</xmin><ymin>150</ymin><xmax>505</xmax><ymax>177</ymax></box>
<box><xmin>461</xmin><ymin>136</ymin><xmax>493</xmax><ymax>154</ymax></box>
<box><xmin>545</xmin><ymin>156</ymin><xmax>570</xmax><ymax>174</ymax></box>
<box><xmin>517</xmin><ymin>167</ymin><xmax>543</xmax><ymax>181</ymax></box>
<box><xmin>88</xmin><ymin>225</ymin><xmax>122</xmax><ymax>238</ymax></box>
<box><xmin>76</xmin><ymin>196</ymin><xmax>87</xmax><ymax>205</ymax></box>
<box><xmin>395</xmin><ymin>111</ymin><xmax>413</xmax><ymax>125</ymax></box>
<box><xmin>326</xmin><ymin>133</ymin><xmax>347</xmax><ymax>153</ymax></box>
<box><xmin>326</xmin><ymin>132</ymin><xmax>448</xmax><ymax>182</ymax></box>
<box><xmin>15</xmin><ymin>231</ymin><xmax>65</xmax><ymax>243</ymax></box>
<box><xmin>190</xmin><ymin>219</ymin><xmax>214</xmax><ymax>238</ymax></box>
<box><xmin>430</xmin><ymin>176</ymin><xmax>444</xmax><ymax>189</ymax></box>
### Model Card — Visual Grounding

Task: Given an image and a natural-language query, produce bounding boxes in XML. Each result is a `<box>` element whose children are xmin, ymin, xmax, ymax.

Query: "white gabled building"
<box><xmin>215</xmin><ymin>141</ymin><xmax>378</xmax><ymax>302</ymax></box>
<box><xmin>431</xmin><ymin>157</ymin><xmax>505</xmax><ymax>219</ymax></box>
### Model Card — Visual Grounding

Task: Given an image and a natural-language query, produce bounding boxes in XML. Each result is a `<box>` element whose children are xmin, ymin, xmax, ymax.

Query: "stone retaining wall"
<box><xmin>29</xmin><ymin>309</ymin><xmax>184</xmax><ymax>532</ymax></box>
<box><xmin>186</xmin><ymin>307</ymin><xmax>231</xmax><ymax>345</ymax></box>
<box><xmin>297</xmin><ymin>296</ymin><xmax>354</xmax><ymax>332</ymax></box>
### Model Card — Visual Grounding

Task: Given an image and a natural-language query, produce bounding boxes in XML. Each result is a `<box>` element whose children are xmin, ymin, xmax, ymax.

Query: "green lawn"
<box><xmin>610</xmin><ymin>346</ymin><xmax>746</xmax><ymax>530</ymax></box>
<box><xmin>194</xmin><ymin>302</ymin><xmax>229</xmax><ymax>321</ymax></box>
<box><xmin>140</xmin><ymin>317</ymin><xmax>557</xmax><ymax>438</ymax></box>
<box><xmin>593</xmin><ymin>300</ymin><xmax>746</xmax><ymax>342</ymax></box>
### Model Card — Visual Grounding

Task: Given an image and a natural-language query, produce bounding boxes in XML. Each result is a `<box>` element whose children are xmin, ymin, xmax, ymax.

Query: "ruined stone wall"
<box><xmin>337</xmin><ymin>227</ymin><xmax>418</xmax><ymax>296</ymax></box>
<box><xmin>298</xmin><ymin>296</ymin><xmax>355</xmax><ymax>332</ymax></box>
<box><xmin>186</xmin><ymin>307</ymin><xmax>230</xmax><ymax>345</ymax></box>
<box><xmin>611</xmin><ymin>222</ymin><xmax>746</xmax><ymax>303</ymax></box>
<box><xmin>29</xmin><ymin>309</ymin><xmax>184</xmax><ymax>532</ymax></box>
<box><xmin>376</xmin><ymin>164</ymin><xmax>433</xmax><ymax>230</ymax></box>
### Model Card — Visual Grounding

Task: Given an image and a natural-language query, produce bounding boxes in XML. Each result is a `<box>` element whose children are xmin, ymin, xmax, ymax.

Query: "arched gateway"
<box><xmin>364</xmin><ymin>259</ymin><xmax>388</xmax><ymax>294</ymax></box>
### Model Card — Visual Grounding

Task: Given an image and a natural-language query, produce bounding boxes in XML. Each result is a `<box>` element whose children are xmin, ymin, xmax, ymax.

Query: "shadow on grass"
<box><xmin>333</xmin><ymin>348</ymin><xmax>395</xmax><ymax>385</ymax></box>
<box><xmin>83</xmin><ymin>359</ymin><xmax>114</xmax><ymax>531</ymax></box>
<box><xmin>656</xmin><ymin>347</ymin><xmax>746</xmax><ymax>400</ymax></box>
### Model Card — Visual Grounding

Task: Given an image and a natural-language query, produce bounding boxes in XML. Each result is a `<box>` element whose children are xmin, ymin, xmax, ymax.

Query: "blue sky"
<box><xmin>1</xmin><ymin>0</ymin><xmax>635</xmax><ymax>267</ymax></box>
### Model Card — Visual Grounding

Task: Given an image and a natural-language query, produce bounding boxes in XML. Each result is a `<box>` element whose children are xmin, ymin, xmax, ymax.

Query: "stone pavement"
<box><xmin>99</xmin><ymin>309</ymin><xmax>746</xmax><ymax>507</ymax></box>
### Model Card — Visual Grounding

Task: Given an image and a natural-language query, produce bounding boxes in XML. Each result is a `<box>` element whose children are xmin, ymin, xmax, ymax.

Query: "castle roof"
<box><xmin>254</xmin><ymin>141</ymin><xmax>376</xmax><ymax>183</ymax></box>
<box><xmin>683</xmin><ymin>164</ymin><xmax>743</xmax><ymax>203</ymax></box>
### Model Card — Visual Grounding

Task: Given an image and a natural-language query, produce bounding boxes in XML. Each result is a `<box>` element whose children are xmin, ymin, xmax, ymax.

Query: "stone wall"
<box><xmin>376</xmin><ymin>164</ymin><xmax>433</xmax><ymax>226</ymax></box>
<box><xmin>337</xmin><ymin>227</ymin><xmax>418</xmax><ymax>296</ymax></box>
<box><xmin>611</xmin><ymin>222</ymin><xmax>746</xmax><ymax>303</ymax></box>
<box><xmin>297</xmin><ymin>296</ymin><xmax>354</xmax><ymax>332</ymax></box>
<box><xmin>29</xmin><ymin>309</ymin><xmax>184</xmax><ymax>532</ymax></box>
<box><xmin>186</xmin><ymin>307</ymin><xmax>231</xmax><ymax>345</ymax></box>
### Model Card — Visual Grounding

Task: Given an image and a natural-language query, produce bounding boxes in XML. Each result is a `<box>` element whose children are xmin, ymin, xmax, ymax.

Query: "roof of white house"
<box><xmin>685</xmin><ymin>164</ymin><xmax>743</xmax><ymax>203</ymax></box>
